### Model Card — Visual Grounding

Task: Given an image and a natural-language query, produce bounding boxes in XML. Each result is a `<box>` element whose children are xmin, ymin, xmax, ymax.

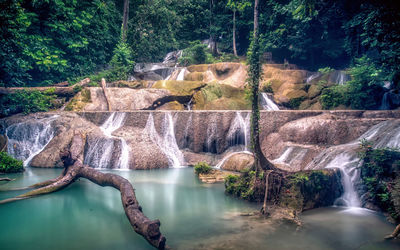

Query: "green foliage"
<box><xmin>194</xmin><ymin>162</ymin><xmax>212</xmax><ymax>175</ymax></box>
<box><xmin>179</xmin><ymin>41</ymin><xmax>211</xmax><ymax>66</ymax></box>
<box><xmin>288</xmin><ymin>96</ymin><xmax>306</xmax><ymax>109</ymax></box>
<box><xmin>260</xmin><ymin>81</ymin><xmax>273</xmax><ymax>93</ymax></box>
<box><xmin>320</xmin><ymin>56</ymin><xmax>386</xmax><ymax>110</ymax></box>
<box><xmin>318</xmin><ymin>67</ymin><xmax>334</xmax><ymax>74</ymax></box>
<box><xmin>0</xmin><ymin>90</ymin><xmax>56</xmax><ymax>116</ymax></box>
<box><xmin>0</xmin><ymin>152</ymin><xmax>24</xmax><ymax>173</ymax></box>
<box><xmin>359</xmin><ymin>140</ymin><xmax>400</xmax><ymax>221</ymax></box>
<box><xmin>224</xmin><ymin>169</ymin><xmax>257</xmax><ymax>200</ymax></box>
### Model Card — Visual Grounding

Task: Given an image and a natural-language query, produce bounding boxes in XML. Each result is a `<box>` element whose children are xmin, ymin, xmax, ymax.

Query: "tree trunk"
<box><xmin>249</xmin><ymin>0</ymin><xmax>276</xmax><ymax>175</ymax></box>
<box><xmin>233</xmin><ymin>10</ymin><xmax>237</xmax><ymax>56</ymax></box>
<box><xmin>101</xmin><ymin>78</ymin><xmax>112</xmax><ymax>111</ymax></box>
<box><xmin>122</xmin><ymin>0</ymin><xmax>129</xmax><ymax>42</ymax></box>
<box><xmin>385</xmin><ymin>224</ymin><xmax>400</xmax><ymax>240</ymax></box>
<box><xmin>0</xmin><ymin>78</ymin><xmax>90</xmax><ymax>98</ymax></box>
<box><xmin>0</xmin><ymin>132</ymin><xmax>167</xmax><ymax>249</ymax></box>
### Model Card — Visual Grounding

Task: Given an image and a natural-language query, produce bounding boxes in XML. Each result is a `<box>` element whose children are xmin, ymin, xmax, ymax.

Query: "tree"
<box><xmin>227</xmin><ymin>0</ymin><xmax>251</xmax><ymax>56</ymax></box>
<box><xmin>248</xmin><ymin>0</ymin><xmax>276</xmax><ymax>174</ymax></box>
<box><xmin>121</xmin><ymin>0</ymin><xmax>129</xmax><ymax>42</ymax></box>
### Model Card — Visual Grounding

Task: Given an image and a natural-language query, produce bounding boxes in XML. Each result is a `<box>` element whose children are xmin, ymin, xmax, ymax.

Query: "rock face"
<box><xmin>1</xmin><ymin>110</ymin><xmax>399</xmax><ymax>171</ymax></box>
<box><xmin>220</xmin><ymin>152</ymin><xmax>254</xmax><ymax>171</ymax></box>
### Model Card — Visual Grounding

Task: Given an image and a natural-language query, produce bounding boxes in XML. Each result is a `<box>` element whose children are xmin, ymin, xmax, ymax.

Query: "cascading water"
<box><xmin>305</xmin><ymin>120</ymin><xmax>400</xmax><ymax>207</ymax></box>
<box><xmin>226</xmin><ymin>112</ymin><xmax>250</xmax><ymax>150</ymax></box>
<box><xmin>6</xmin><ymin>115</ymin><xmax>58</xmax><ymax>166</ymax></box>
<box><xmin>84</xmin><ymin>112</ymin><xmax>129</xmax><ymax>169</ymax></box>
<box><xmin>205</xmin><ymin>113</ymin><xmax>219</xmax><ymax>153</ymax></box>
<box><xmin>306</xmin><ymin>72</ymin><xmax>321</xmax><ymax>84</ymax></box>
<box><xmin>176</xmin><ymin>68</ymin><xmax>187</xmax><ymax>81</ymax></box>
<box><xmin>261</xmin><ymin>93</ymin><xmax>280</xmax><ymax>111</ymax></box>
<box><xmin>216</xmin><ymin>112</ymin><xmax>252</xmax><ymax>168</ymax></box>
<box><xmin>144</xmin><ymin>113</ymin><xmax>185</xmax><ymax>168</ymax></box>
<box><xmin>380</xmin><ymin>92</ymin><xmax>390</xmax><ymax>110</ymax></box>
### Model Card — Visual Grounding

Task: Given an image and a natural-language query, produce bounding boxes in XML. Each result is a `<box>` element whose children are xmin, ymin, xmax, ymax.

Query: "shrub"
<box><xmin>0</xmin><ymin>90</ymin><xmax>56</xmax><ymax>116</ymax></box>
<box><xmin>358</xmin><ymin>140</ymin><xmax>400</xmax><ymax>221</ymax></box>
<box><xmin>194</xmin><ymin>162</ymin><xmax>212</xmax><ymax>175</ymax></box>
<box><xmin>224</xmin><ymin>169</ymin><xmax>258</xmax><ymax>200</ymax></box>
<box><xmin>179</xmin><ymin>41</ymin><xmax>213</xmax><ymax>66</ymax></box>
<box><xmin>0</xmin><ymin>152</ymin><xmax>24</xmax><ymax>173</ymax></box>
<box><xmin>318</xmin><ymin>67</ymin><xmax>334</xmax><ymax>74</ymax></box>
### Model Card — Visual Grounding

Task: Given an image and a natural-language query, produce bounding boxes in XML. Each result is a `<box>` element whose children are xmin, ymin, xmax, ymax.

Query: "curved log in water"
<box><xmin>0</xmin><ymin>132</ymin><xmax>167</xmax><ymax>249</ymax></box>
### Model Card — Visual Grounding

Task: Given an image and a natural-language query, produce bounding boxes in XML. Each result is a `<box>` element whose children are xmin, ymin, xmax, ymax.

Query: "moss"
<box><xmin>308</xmin><ymin>84</ymin><xmax>322</xmax><ymax>99</ymax></box>
<box><xmin>187</xmin><ymin>64</ymin><xmax>209</xmax><ymax>73</ymax></box>
<box><xmin>359</xmin><ymin>141</ymin><xmax>400</xmax><ymax>222</ymax></box>
<box><xmin>224</xmin><ymin>169</ymin><xmax>258</xmax><ymax>201</ymax></box>
<box><xmin>64</xmin><ymin>88</ymin><xmax>91</xmax><ymax>111</ymax></box>
<box><xmin>185</xmin><ymin>72</ymin><xmax>204</xmax><ymax>81</ymax></box>
<box><xmin>288</xmin><ymin>97</ymin><xmax>306</xmax><ymax>109</ymax></box>
<box><xmin>152</xmin><ymin>80</ymin><xmax>205</xmax><ymax>96</ymax></box>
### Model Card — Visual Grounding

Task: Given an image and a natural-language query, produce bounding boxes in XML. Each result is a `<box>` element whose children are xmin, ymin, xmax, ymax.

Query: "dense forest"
<box><xmin>1</xmin><ymin>0</ymin><xmax>399</xmax><ymax>89</ymax></box>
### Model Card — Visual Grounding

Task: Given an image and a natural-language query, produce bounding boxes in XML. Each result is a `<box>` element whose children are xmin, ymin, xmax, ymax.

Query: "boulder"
<box><xmin>220</xmin><ymin>152</ymin><xmax>254</xmax><ymax>171</ymax></box>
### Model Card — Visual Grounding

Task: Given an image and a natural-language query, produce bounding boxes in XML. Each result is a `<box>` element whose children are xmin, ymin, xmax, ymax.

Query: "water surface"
<box><xmin>0</xmin><ymin>168</ymin><xmax>399</xmax><ymax>250</ymax></box>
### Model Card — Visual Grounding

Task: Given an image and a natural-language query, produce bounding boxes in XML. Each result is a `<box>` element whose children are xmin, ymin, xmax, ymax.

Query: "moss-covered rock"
<box><xmin>187</xmin><ymin>64</ymin><xmax>209</xmax><ymax>73</ymax></box>
<box><xmin>152</xmin><ymin>80</ymin><xmax>205</xmax><ymax>96</ymax></box>
<box><xmin>64</xmin><ymin>88</ymin><xmax>92</xmax><ymax>111</ymax></box>
<box><xmin>278</xmin><ymin>169</ymin><xmax>343</xmax><ymax>211</ymax></box>
<box><xmin>184</xmin><ymin>72</ymin><xmax>204</xmax><ymax>81</ymax></box>
<box><xmin>308</xmin><ymin>84</ymin><xmax>323</xmax><ymax>99</ymax></box>
<box><xmin>156</xmin><ymin>101</ymin><xmax>184</xmax><ymax>110</ymax></box>
<box><xmin>225</xmin><ymin>169</ymin><xmax>343</xmax><ymax>212</ymax></box>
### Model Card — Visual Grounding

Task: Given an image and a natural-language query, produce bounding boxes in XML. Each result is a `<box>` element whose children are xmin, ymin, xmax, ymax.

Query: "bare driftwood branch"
<box><xmin>0</xmin><ymin>132</ymin><xmax>166</xmax><ymax>249</ymax></box>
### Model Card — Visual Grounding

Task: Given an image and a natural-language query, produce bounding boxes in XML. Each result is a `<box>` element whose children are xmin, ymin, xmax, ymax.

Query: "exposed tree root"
<box><xmin>0</xmin><ymin>177</ymin><xmax>14</xmax><ymax>182</ymax></box>
<box><xmin>261</xmin><ymin>171</ymin><xmax>272</xmax><ymax>215</ymax></box>
<box><xmin>385</xmin><ymin>224</ymin><xmax>400</xmax><ymax>240</ymax></box>
<box><xmin>0</xmin><ymin>133</ymin><xmax>166</xmax><ymax>249</ymax></box>
<box><xmin>260</xmin><ymin>170</ymin><xmax>284</xmax><ymax>216</ymax></box>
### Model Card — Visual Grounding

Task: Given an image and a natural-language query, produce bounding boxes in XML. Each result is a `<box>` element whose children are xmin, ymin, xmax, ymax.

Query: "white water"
<box><xmin>144</xmin><ymin>113</ymin><xmax>185</xmax><ymax>168</ymax></box>
<box><xmin>335</xmin><ymin>71</ymin><xmax>350</xmax><ymax>85</ymax></box>
<box><xmin>306</xmin><ymin>72</ymin><xmax>321</xmax><ymax>84</ymax></box>
<box><xmin>176</xmin><ymin>68</ymin><xmax>187</xmax><ymax>81</ymax></box>
<box><xmin>305</xmin><ymin>120</ymin><xmax>400</xmax><ymax>207</ymax></box>
<box><xmin>226</xmin><ymin>112</ymin><xmax>250</xmax><ymax>150</ymax></box>
<box><xmin>380</xmin><ymin>92</ymin><xmax>390</xmax><ymax>110</ymax></box>
<box><xmin>205</xmin><ymin>113</ymin><xmax>219</xmax><ymax>153</ymax></box>
<box><xmin>84</xmin><ymin>112</ymin><xmax>129</xmax><ymax>169</ymax></box>
<box><xmin>6</xmin><ymin>115</ymin><xmax>59</xmax><ymax>166</ymax></box>
<box><xmin>215</xmin><ymin>112</ymin><xmax>253</xmax><ymax>168</ymax></box>
<box><xmin>261</xmin><ymin>93</ymin><xmax>280</xmax><ymax>111</ymax></box>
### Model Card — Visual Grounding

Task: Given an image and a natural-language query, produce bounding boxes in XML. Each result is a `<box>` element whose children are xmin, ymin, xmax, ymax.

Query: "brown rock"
<box><xmin>220</xmin><ymin>152</ymin><xmax>254</xmax><ymax>171</ymax></box>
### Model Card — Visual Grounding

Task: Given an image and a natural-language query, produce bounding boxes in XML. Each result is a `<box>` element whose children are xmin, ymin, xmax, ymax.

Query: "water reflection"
<box><xmin>0</xmin><ymin>168</ymin><xmax>398</xmax><ymax>250</ymax></box>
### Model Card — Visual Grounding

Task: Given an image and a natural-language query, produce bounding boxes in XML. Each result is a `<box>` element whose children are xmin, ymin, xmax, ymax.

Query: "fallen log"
<box><xmin>0</xmin><ymin>132</ymin><xmax>166</xmax><ymax>249</ymax></box>
<box><xmin>0</xmin><ymin>78</ymin><xmax>91</xmax><ymax>98</ymax></box>
<box><xmin>0</xmin><ymin>177</ymin><xmax>14</xmax><ymax>182</ymax></box>
<box><xmin>385</xmin><ymin>224</ymin><xmax>400</xmax><ymax>240</ymax></box>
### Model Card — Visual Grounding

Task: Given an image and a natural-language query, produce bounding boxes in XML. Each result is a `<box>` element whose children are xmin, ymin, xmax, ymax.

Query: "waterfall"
<box><xmin>272</xmin><ymin>146</ymin><xmax>308</xmax><ymax>169</ymax></box>
<box><xmin>380</xmin><ymin>92</ymin><xmax>390</xmax><ymax>110</ymax></box>
<box><xmin>215</xmin><ymin>112</ymin><xmax>252</xmax><ymax>168</ymax></box>
<box><xmin>226</xmin><ymin>112</ymin><xmax>250</xmax><ymax>150</ymax></box>
<box><xmin>261</xmin><ymin>93</ymin><xmax>280</xmax><ymax>111</ymax></box>
<box><xmin>84</xmin><ymin>112</ymin><xmax>129</xmax><ymax>169</ymax></box>
<box><xmin>205</xmin><ymin>113</ymin><xmax>219</xmax><ymax>153</ymax></box>
<box><xmin>6</xmin><ymin>115</ymin><xmax>58</xmax><ymax>166</ymax></box>
<box><xmin>144</xmin><ymin>113</ymin><xmax>185</xmax><ymax>168</ymax></box>
<box><xmin>306</xmin><ymin>72</ymin><xmax>321</xmax><ymax>84</ymax></box>
<box><xmin>335</xmin><ymin>71</ymin><xmax>350</xmax><ymax>85</ymax></box>
<box><xmin>305</xmin><ymin>120</ymin><xmax>400</xmax><ymax>207</ymax></box>
<box><xmin>176</xmin><ymin>68</ymin><xmax>186</xmax><ymax>81</ymax></box>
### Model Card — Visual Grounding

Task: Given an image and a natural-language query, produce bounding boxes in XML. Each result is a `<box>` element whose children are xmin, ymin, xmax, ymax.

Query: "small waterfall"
<box><xmin>176</xmin><ymin>68</ymin><xmax>187</xmax><ymax>81</ymax></box>
<box><xmin>144</xmin><ymin>113</ymin><xmax>185</xmax><ymax>168</ymax></box>
<box><xmin>183</xmin><ymin>113</ymin><xmax>193</xmax><ymax>148</ymax></box>
<box><xmin>6</xmin><ymin>115</ymin><xmax>58</xmax><ymax>166</ymax></box>
<box><xmin>306</xmin><ymin>72</ymin><xmax>321</xmax><ymax>84</ymax></box>
<box><xmin>305</xmin><ymin>120</ymin><xmax>400</xmax><ymax>207</ymax></box>
<box><xmin>272</xmin><ymin>146</ymin><xmax>308</xmax><ymax>169</ymax></box>
<box><xmin>205</xmin><ymin>114</ymin><xmax>219</xmax><ymax>153</ymax></box>
<box><xmin>118</xmin><ymin>138</ymin><xmax>130</xmax><ymax>169</ymax></box>
<box><xmin>101</xmin><ymin>112</ymin><xmax>126</xmax><ymax>137</ymax></box>
<box><xmin>380</xmin><ymin>92</ymin><xmax>390</xmax><ymax>110</ymax></box>
<box><xmin>84</xmin><ymin>112</ymin><xmax>129</xmax><ymax>169</ymax></box>
<box><xmin>334</xmin><ymin>71</ymin><xmax>350</xmax><ymax>85</ymax></box>
<box><xmin>226</xmin><ymin>112</ymin><xmax>250</xmax><ymax>150</ymax></box>
<box><xmin>261</xmin><ymin>93</ymin><xmax>280</xmax><ymax>111</ymax></box>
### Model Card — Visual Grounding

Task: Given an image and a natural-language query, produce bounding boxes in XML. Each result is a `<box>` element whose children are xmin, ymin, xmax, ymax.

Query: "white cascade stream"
<box><xmin>84</xmin><ymin>112</ymin><xmax>129</xmax><ymax>169</ymax></box>
<box><xmin>6</xmin><ymin>115</ymin><xmax>59</xmax><ymax>166</ymax></box>
<box><xmin>144</xmin><ymin>113</ymin><xmax>185</xmax><ymax>168</ymax></box>
<box><xmin>261</xmin><ymin>93</ymin><xmax>280</xmax><ymax>111</ymax></box>
<box><xmin>305</xmin><ymin>120</ymin><xmax>400</xmax><ymax>207</ymax></box>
